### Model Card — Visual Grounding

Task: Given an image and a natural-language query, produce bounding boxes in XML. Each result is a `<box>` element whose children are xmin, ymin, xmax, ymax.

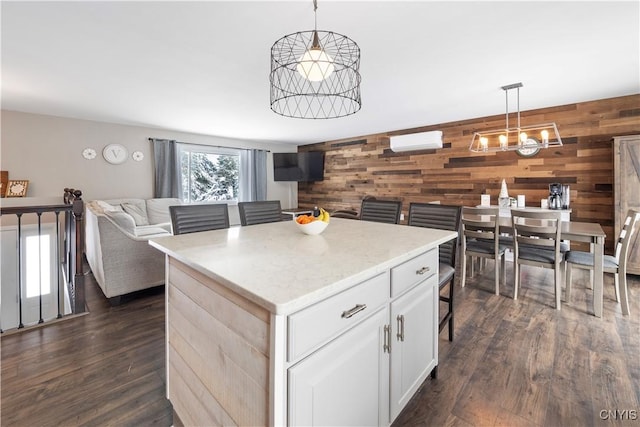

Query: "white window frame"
<box><xmin>178</xmin><ymin>144</ymin><xmax>241</xmax><ymax>205</ymax></box>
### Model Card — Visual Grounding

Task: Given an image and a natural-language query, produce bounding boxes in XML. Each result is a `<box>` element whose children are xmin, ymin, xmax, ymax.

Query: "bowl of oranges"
<box><xmin>295</xmin><ymin>208</ymin><xmax>330</xmax><ymax>235</ymax></box>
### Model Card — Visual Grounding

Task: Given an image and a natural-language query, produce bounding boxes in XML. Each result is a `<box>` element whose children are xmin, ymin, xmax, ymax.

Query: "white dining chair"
<box><xmin>565</xmin><ymin>209</ymin><xmax>640</xmax><ymax>315</ymax></box>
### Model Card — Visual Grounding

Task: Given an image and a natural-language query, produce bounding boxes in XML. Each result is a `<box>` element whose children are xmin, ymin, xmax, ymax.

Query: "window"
<box><xmin>180</xmin><ymin>145</ymin><xmax>240</xmax><ymax>203</ymax></box>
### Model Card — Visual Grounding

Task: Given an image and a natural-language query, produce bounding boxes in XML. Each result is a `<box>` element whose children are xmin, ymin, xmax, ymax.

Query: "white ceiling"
<box><xmin>2</xmin><ymin>1</ymin><xmax>638</xmax><ymax>145</ymax></box>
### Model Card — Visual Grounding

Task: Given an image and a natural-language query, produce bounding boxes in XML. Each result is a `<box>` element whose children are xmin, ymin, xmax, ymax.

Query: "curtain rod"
<box><xmin>148</xmin><ymin>137</ymin><xmax>270</xmax><ymax>152</ymax></box>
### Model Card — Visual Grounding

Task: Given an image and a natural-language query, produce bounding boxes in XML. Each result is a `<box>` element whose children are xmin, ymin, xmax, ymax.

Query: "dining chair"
<box><xmin>330</xmin><ymin>208</ymin><xmax>360</xmax><ymax>219</ymax></box>
<box><xmin>169</xmin><ymin>204</ymin><xmax>230</xmax><ymax>235</ymax></box>
<box><xmin>359</xmin><ymin>198</ymin><xmax>402</xmax><ymax>224</ymax></box>
<box><xmin>565</xmin><ymin>209</ymin><xmax>640</xmax><ymax>315</ymax></box>
<box><xmin>238</xmin><ymin>200</ymin><xmax>283</xmax><ymax>226</ymax></box>
<box><xmin>511</xmin><ymin>209</ymin><xmax>563</xmax><ymax>309</ymax></box>
<box><xmin>408</xmin><ymin>202</ymin><xmax>461</xmax><ymax>341</ymax></box>
<box><xmin>461</xmin><ymin>207</ymin><xmax>507</xmax><ymax>295</ymax></box>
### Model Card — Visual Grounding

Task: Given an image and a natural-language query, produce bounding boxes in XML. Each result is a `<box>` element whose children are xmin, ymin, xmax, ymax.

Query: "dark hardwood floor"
<box><xmin>0</xmin><ymin>268</ymin><xmax>173</xmax><ymax>427</ymax></box>
<box><xmin>2</xmin><ymin>262</ymin><xmax>638</xmax><ymax>426</ymax></box>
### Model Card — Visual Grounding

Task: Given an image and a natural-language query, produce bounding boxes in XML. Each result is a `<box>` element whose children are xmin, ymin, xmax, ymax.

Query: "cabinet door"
<box><xmin>615</xmin><ymin>136</ymin><xmax>640</xmax><ymax>274</ymax></box>
<box><xmin>288</xmin><ymin>307</ymin><xmax>390</xmax><ymax>427</ymax></box>
<box><xmin>390</xmin><ymin>277</ymin><xmax>437</xmax><ymax>421</ymax></box>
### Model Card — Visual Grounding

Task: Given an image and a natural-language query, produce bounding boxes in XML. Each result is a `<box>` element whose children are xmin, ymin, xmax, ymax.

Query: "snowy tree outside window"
<box><xmin>180</xmin><ymin>146</ymin><xmax>240</xmax><ymax>203</ymax></box>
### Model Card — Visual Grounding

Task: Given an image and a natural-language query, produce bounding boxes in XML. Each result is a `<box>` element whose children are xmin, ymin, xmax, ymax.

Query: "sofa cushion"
<box><xmin>121</xmin><ymin>202</ymin><xmax>150</xmax><ymax>226</ymax></box>
<box><xmin>146</xmin><ymin>198</ymin><xmax>181</xmax><ymax>225</ymax></box>
<box><xmin>104</xmin><ymin>209</ymin><xmax>136</xmax><ymax>234</ymax></box>
<box><xmin>134</xmin><ymin>225</ymin><xmax>172</xmax><ymax>237</ymax></box>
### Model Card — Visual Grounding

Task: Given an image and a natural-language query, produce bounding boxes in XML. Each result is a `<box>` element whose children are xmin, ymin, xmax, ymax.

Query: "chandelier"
<box><xmin>269</xmin><ymin>0</ymin><xmax>361</xmax><ymax>119</ymax></box>
<box><xmin>469</xmin><ymin>83</ymin><xmax>562</xmax><ymax>154</ymax></box>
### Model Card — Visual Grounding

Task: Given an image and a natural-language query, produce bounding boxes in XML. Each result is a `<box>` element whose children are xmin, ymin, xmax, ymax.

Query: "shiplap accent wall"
<box><xmin>298</xmin><ymin>94</ymin><xmax>640</xmax><ymax>251</ymax></box>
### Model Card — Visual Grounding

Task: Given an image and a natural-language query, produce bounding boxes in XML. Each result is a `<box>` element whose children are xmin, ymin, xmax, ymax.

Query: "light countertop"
<box><xmin>150</xmin><ymin>218</ymin><xmax>457</xmax><ymax>315</ymax></box>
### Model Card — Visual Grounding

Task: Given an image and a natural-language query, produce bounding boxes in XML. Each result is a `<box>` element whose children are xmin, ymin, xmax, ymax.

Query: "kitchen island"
<box><xmin>150</xmin><ymin>218</ymin><xmax>457</xmax><ymax>426</ymax></box>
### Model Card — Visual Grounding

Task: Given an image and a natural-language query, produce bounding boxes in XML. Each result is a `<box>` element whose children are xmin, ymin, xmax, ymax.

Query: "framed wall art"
<box><xmin>0</xmin><ymin>170</ymin><xmax>7</xmax><ymax>198</ymax></box>
<box><xmin>5</xmin><ymin>180</ymin><xmax>29</xmax><ymax>197</ymax></box>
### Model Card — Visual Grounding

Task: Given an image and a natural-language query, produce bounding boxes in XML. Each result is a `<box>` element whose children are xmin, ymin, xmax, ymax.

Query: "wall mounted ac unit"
<box><xmin>389</xmin><ymin>130</ymin><xmax>443</xmax><ymax>152</ymax></box>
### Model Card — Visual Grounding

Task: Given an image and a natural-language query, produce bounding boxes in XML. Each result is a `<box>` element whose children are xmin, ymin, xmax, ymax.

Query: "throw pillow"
<box><xmin>146</xmin><ymin>198</ymin><xmax>181</xmax><ymax>224</ymax></box>
<box><xmin>96</xmin><ymin>200</ymin><xmax>124</xmax><ymax>213</ymax></box>
<box><xmin>121</xmin><ymin>203</ymin><xmax>150</xmax><ymax>226</ymax></box>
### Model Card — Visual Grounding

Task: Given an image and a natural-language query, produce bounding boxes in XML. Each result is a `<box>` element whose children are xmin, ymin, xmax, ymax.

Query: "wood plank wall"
<box><xmin>298</xmin><ymin>94</ymin><xmax>640</xmax><ymax>251</ymax></box>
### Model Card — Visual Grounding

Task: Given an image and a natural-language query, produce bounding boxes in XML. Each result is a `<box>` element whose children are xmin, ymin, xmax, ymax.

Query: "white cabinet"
<box><xmin>288</xmin><ymin>307</ymin><xmax>390</xmax><ymax>426</ymax></box>
<box><xmin>287</xmin><ymin>249</ymin><xmax>439</xmax><ymax>426</ymax></box>
<box><xmin>390</xmin><ymin>275</ymin><xmax>437</xmax><ymax>421</ymax></box>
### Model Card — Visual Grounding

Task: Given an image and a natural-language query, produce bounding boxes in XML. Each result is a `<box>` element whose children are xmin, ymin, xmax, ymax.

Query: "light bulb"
<box><xmin>480</xmin><ymin>137</ymin><xmax>488</xmax><ymax>151</ymax></box>
<box><xmin>297</xmin><ymin>47</ymin><xmax>335</xmax><ymax>82</ymax></box>
<box><xmin>499</xmin><ymin>134</ymin><xmax>508</xmax><ymax>150</ymax></box>
<box><xmin>519</xmin><ymin>132</ymin><xmax>528</xmax><ymax>145</ymax></box>
<box><xmin>541</xmin><ymin>129</ymin><xmax>549</xmax><ymax>147</ymax></box>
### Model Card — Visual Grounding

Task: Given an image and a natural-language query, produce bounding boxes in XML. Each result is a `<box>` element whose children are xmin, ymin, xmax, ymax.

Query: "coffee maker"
<box><xmin>549</xmin><ymin>183</ymin><xmax>563</xmax><ymax>210</ymax></box>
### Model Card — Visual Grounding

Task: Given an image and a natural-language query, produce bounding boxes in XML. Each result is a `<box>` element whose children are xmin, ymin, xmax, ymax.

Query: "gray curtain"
<box><xmin>240</xmin><ymin>149</ymin><xmax>268</xmax><ymax>202</ymax></box>
<box><xmin>151</xmin><ymin>138</ymin><xmax>182</xmax><ymax>198</ymax></box>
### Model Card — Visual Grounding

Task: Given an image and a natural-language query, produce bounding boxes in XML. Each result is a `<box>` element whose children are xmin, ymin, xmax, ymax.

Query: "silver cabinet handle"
<box><xmin>341</xmin><ymin>303</ymin><xmax>367</xmax><ymax>319</ymax></box>
<box><xmin>396</xmin><ymin>315</ymin><xmax>405</xmax><ymax>341</ymax></box>
<box><xmin>384</xmin><ymin>324</ymin><xmax>391</xmax><ymax>353</ymax></box>
<box><xmin>416</xmin><ymin>266</ymin><xmax>430</xmax><ymax>275</ymax></box>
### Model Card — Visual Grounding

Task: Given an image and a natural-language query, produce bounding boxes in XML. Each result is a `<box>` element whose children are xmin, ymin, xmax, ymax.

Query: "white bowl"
<box><xmin>295</xmin><ymin>219</ymin><xmax>329</xmax><ymax>235</ymax></box>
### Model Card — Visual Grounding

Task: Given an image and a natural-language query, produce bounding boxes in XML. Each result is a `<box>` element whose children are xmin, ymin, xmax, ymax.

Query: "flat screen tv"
<box><xmin>273</xmin><ymin>152</ymin><xmax>325</xmax><ymax>182</ymax></box>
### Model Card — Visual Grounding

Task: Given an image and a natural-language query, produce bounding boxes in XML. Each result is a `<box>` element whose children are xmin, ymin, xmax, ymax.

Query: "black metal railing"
<box><xmin>0</xmin><ymin>188</ymin><xmax>85</xmax><ymax>332</ymax></box>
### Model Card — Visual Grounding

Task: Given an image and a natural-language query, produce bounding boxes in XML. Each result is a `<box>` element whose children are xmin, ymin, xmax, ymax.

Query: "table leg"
<box><xmin>593</xmin><ymin>237</ymin><xmax>604</xmax><ymax>318</ymax></box>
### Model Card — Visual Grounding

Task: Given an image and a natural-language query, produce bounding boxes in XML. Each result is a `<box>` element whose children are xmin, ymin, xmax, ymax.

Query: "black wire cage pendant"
<box><xmin>270</xmin><ymin>26</ymin><xmax>361</xmax><ymax>119</ymax></box>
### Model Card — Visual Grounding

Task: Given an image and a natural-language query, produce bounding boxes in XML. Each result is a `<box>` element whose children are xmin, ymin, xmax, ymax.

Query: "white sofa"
<box><xmin>85</xmin><ymin>198</ymin><xmax>181</xmax><ymax>304</ymax></box>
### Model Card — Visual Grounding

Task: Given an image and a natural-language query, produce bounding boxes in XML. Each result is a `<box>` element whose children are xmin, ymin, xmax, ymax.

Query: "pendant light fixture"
<box><xmin>269</xmin><ymin>0</ymin><xmax>361</xmax><ymax>119</ymax></box>
<box><xmin>469</xmin><ymin>83</ymin><xmax>563</xmax><ymax>154</ymax></box>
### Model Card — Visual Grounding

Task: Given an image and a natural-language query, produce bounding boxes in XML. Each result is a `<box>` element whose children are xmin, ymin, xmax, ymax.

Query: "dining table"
<box><xmin>496</xmin><ymin>216</ymin><xmax>607</xmax><ymax>317</ymax></box>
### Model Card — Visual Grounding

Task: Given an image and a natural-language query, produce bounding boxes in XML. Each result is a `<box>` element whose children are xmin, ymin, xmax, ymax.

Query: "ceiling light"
<box><xmin>269</xmin><ymin>0</ymin><xmax>361</xmax><ymax>119</ymax></box>
<box><xmin>469</xmin><ymin>83</ymin><xmax>562</xmax><ymax>153</ymax></box>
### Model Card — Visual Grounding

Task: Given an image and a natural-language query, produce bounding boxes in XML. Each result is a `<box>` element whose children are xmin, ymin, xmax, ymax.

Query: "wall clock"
<box><xmin>82</xmin><ymin>148</ymin><xmax>97</xmax><ymax>160</ymax></box>
<box><xmin>132</xmin><ymin>151</ymin><xmax>144</xmax><ymax>162</ymax></box>
<box><xmin>102</xmin><ymin>144</ymin><xmax>129</xmax><ymax>165</ymax></box>
<box><xmin>516</xmin><ymin>138</ymin><xmax>541</xmax><ymax>157</ymax></box>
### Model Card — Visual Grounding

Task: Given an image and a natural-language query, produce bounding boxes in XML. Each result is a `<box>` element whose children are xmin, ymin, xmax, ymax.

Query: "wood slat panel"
<box><xmin>169</xmin><ymin>258</ymin><xmax>269</xmax><ymax>354</ymax></box>
<box><xmin>299</xmin><ymin>94</ymin><xmax>640</xmax><ymax>252</ymax></box>
<box><xmin>167</xmin><ymin>259</ymin><xmax>270</xmax><ymax>427</ymax></box>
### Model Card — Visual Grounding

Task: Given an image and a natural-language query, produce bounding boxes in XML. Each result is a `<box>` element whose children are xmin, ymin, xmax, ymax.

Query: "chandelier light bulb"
<box><xmin>480</xmin><ymin>137</ymin><xmax>489</xmax><ymax>151</ymax></box>
<box><xmin>499</xmin><ymin>134</ymin><xmax>508</xmax><ymax>150</ymax></box>
<box><xmin>541</xmin><ymin>129</ymin><xmax>549</xmax><ymax>147</ymax></box>
<box><xmin>519</xmin><ymin>132</ymin><xmax>528</xmax><ymax>145</ymax></box>
<box><xmin>297</xmin><ymin>46</ymin><xmax>335</xmax><ymax>82</ymax></box>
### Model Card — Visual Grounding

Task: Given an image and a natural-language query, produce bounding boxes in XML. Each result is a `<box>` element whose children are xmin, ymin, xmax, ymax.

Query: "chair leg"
<box><xmin>501</xmin><ymin>255</ymin><xmax>506</xmax><ymax>291</ymax></box>
<box><xmin>461</xmin><ymin>255</ymin><xmax>467</xmax><ymax>288</ymax></box>
<box><xmin>618</xmin><ymin>273</ymin><xmax>630</xmax><ymax>315</ymax></box>
<box><xmin>494</xmin><ymin>256</ymin><xmax>500</xmax><ymax>296</ymax></box>
<box><xmin>438</xmin><ymin>279</ymin><xmax>454</xmax><ymax>341</ymax></box>
<box><xmin>613</xmin><ymin>272</ymin><xmax>620</xmax><ymax>303</ymax></box>
<box><xmin>513</xmin><ymin>261</ymin><xmax>519</xmax><ymax>300</ymax></box>
<box><xmin>448</xmin><ymin>277</ymin><xmax>454</xmax><ymax>341</ymax></box>
<box><xmin>555</xmin><ymin>267</ymin><xmax>562</xmax><ymax>310</ymax></box>
<box><xmin>565</xmin><ymin>263</ymin><xmax>573</xmax><ymax>303</ymax></box>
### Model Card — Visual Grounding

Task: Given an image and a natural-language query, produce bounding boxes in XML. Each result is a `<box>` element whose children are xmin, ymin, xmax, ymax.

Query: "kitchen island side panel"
<box><xmin>168</xmin><ymin>258</ymin><xmax>271</xmax><ymax>426</ymax></box>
